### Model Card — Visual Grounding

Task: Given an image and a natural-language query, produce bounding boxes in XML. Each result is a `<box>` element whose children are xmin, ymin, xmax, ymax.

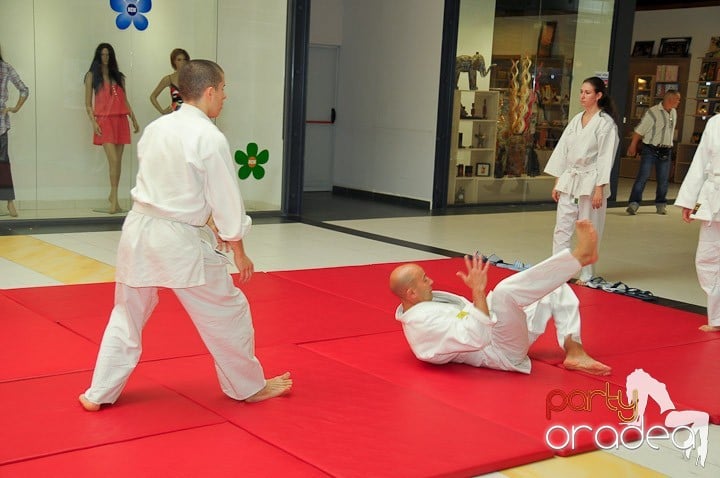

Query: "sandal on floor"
<box><xmin>625</xmin><ymin>287</ymin><xmax>656</xmax><ymax>302</ymax></box>
<box><xmin>483</xmin><ymin>253</ymin><xmax>503</xmax><ymax>265</ymax></box>
<box><xmin>606</xmin><ymin>281</ymin><xmax>656</xmax><ymax>301</ymax></box>
<box><xmin>586</xmin><ymin>277</ymin><xmax>611</xmax><ymax>289</ymax></box>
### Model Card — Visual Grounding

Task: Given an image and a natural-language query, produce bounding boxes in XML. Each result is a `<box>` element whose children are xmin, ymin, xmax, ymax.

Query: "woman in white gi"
<box><xmin>79</xmin><ymin>60</ymin><xmax>292</xmax><ymax>411</ymax></box>
<box><xmin>544</xmin><ymin>77</ymin><xmax>619</xmax><ymax>284</ymax></box>
<box><xmin>390</xmin><ymin>220</ymin><xmax>611</xmax><ymax>376</ymax></box>
<box><xmin>675</xmin><ymin>114</ymin><xmax>720</xmax><ymax>332</ymax></box>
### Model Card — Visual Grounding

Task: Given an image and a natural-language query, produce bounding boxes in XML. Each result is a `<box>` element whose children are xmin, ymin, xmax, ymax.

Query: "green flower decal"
<box><xmin>235</xmin><ymin>142</ymin><xmax>269</xmax><ymax>180</ymax></box>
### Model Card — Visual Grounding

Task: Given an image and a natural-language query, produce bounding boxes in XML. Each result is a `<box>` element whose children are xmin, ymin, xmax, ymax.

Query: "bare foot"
<box><xmin>571</xmin><ymin>220</ymin><xmax>599</xmax><ymax>267</ymax></box>
<box><xmin>699</xmin><ymin>325</ymin><xmax>720</xmax><ymax>332</ymax></box>
<box><xmin>7</xmin><ymin>201</ymin><xmax>17</xmax><ymax>217</ymax></box>
<box><xmin>563</xmin><ymin>356</ymin><xmax>612</xmax><ymax>376</ymax></box>
<box><xmin>563</xmin><ymin>338</ymin><xmax>611</xmax><ymax>375</ymax></box>
<box><xmin>78</xmin><ymin>394</ymin><xmax>101</xmax><ymax>412</ymax></box>
<box><xmin>245</xmin><ymin>372</ymin><xmax>292</xmax><ymax>403</ymax></box>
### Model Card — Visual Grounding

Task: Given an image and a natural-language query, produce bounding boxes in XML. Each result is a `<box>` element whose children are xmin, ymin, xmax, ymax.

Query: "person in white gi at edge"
<box><xmin>544</xmin><ymin>77</ymin><xmax>619</xmax><ymax>285</ymax></box>
<box><xmin>79</xmin><ymin>60</ymin><xmax>292</xmax><ymax>411</ymax></box>
<box><xmin>390</xmin><ymin>220</ymin><xmax>611</xmax><ymax>376</ymax></box>
<box><xmin>675</xmin><ymin>114</ymin><xmax>720</xmax><ymax>333</ymax></box>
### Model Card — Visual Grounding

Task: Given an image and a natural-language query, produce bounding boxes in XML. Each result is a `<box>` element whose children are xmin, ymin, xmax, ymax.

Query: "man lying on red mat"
<box><xmin>389</xmin><ymin>220</ymin><xmax>610</xmax><ymax>376</ymax></box>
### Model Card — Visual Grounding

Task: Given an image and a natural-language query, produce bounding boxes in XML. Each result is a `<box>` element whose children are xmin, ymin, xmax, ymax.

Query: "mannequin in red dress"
<box><xmin>84</xmin><ymin>43</ymin><xmax>139</xmax><ymax>214</ymax></box>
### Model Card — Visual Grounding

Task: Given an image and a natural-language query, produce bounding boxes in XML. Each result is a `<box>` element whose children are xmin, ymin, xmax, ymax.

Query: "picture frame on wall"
<box><xmin>698</xmin><ymin>85</ymin><xmax>710</xmax><ymax>98</ymax></box>
<box><xmin>700</xmin><ymin>61</ymin><xmax>718</xmax><ymax>82</ymax></box>
<box><xmin>707</xmin><ymin>36</ymin><xmax>720</xmax><ymax>58</ymax></box>
<box><xmin>658</xmin><ymin>37</ymin><xmax>692</xmax><ymax>57</ymax></box>
<box><xmin>475</xmin><ymin>163</ymin><xmax>491</xmax><ymax>177</ymax></box>
<box><xmin>632</xmin><ymin>41</ymin><xmax>654</xmax><ymax>57</ymax></box>
<box><xmin>714</xmin><ymin>102</ymin><xmax>720</xmax><ymax>115</ymax></box>
<box><xmin>697</xmin><ymin>102</ymin><xmax>709</xmax><ymax>116</ymax></box>
<box><xmin>537</xmin><ymin>21</ymin><xmax>557</xmax><ymax>58</ymax></box>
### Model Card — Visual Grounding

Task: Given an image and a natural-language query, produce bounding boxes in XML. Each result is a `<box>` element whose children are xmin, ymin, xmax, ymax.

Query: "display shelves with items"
<box><xmin>683</xmin><ymin>56</ymin><xmax>720</xmax><ymax>182</ymax></box>
<box><xmin>674</xmin><ymin>142</ymin><xmax>698</xmax><ymax>183</ymax></box>
<box><xmin>631</xmin><ymin>74</ymin><xmax>654</xmax><ymax>121</ymax></box>
<box><xmin>619</xmin><ymin>57</ymin><xmax>690</xmax><ymax>180</ymax></box>
<box><xmin>448</xmin><ymin>90</ymin><xmax>500</xmax><ymax>205</ymax></box>
<box><xmin>489</xmin><ymin>55</ymin><xmax>571</xmax><ymax>136</ymax></box>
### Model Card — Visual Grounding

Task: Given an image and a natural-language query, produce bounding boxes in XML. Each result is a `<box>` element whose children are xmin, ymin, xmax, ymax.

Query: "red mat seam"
<box><xmin>0</xmin><ymin>422</ymin><xmax>227</xmax><ymax>467</ymax></box>
<box><xmin>266</xmin><ymin>272</ymin><xmax>392</xmax><ymax>314</ymax></box>
<box><xmin>296</xmin><ymin>340</ymin><xmax>552</xmax><ymax>451</ymax></box>
<box><xmin>221</xmin><ymin>421</ymin><xmax>335</xmax><ymax>477</ymax></box>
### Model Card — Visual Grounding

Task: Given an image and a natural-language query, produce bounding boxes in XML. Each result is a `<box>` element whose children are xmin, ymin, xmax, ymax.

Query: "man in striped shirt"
<box><xmin>626</xmin><ymin>90</ymin><xmax>681</xmax><ymax>215</ymax></box>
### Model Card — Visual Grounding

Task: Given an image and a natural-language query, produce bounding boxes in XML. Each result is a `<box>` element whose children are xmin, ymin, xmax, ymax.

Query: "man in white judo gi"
<box><xmin>389</xmin><ymin>220</ymin><xmax>611</xmax><ymax>375</ymax></box>
<box><xmin>675</xmin><ymin>114</ymin><xmax>720</xmax><ymax>333</ymax></box>
<box><xmin>79</xmin><ymin>60</ymin><xmax>292</xmax><ymax>411</ymax></box>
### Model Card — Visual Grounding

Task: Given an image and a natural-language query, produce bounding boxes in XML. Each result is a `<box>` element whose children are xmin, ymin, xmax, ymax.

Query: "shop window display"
<box><xmin>0</xmin><ymin>0</ymin><xmax>287</xmax><ymax>221</ymax></box>
<box><xmin>448</xmin><ymin>0</ymin><xmax>615</xmax><ymax>205</ymax></box>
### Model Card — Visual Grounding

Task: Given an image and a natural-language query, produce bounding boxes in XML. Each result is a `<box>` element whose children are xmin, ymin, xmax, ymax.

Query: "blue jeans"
<box><xmin>628</xmin><ymin>145</ymin><xmax>671</xmax><ymax>204</ymax></box>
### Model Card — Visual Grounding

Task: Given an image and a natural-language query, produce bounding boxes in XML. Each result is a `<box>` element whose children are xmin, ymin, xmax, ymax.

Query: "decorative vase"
<box><xmin>506</xmin><ymin>134</ymin><xmax>525</xmax><ymax>177</ymax></box>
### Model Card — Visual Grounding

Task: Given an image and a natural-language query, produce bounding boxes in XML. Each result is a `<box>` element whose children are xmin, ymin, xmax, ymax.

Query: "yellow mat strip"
<box><xmin>0</xmin><ymin>236</ymin><xmax>115</xmax><ymax>284</ymax></box>
<box><xmin>500</xmin><ymin>451</ymin><xmax>666</xmax><ymax>477</ymax></box>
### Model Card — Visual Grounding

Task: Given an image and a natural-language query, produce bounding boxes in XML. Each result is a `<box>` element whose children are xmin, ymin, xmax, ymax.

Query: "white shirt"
<box><xmin>635</xmin><ymin>102</ymin><xmax>676</xmax><ymax>147</ymax></box>
<box><xmin>116</xmin><ymin>104</ymin><xmax>251</xmax><ymax>287</ymax></box>
<box><xmin>544</xmin><ymin>110</ymin><xmax>619</xmax><ymax>199</ymax></box>
<box><xmin>675</xmin><ymin>114</ymin><xmax>720</xmax><ymax>221</ymax></box>
<box><xmin>395</xmin><ymin>291</ymin><xmax>531</xmax><ymax>373</ymax></box>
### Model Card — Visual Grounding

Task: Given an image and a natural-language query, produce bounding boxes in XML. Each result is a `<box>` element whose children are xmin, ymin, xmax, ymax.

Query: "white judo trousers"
<box><xmin>466</xmin><ymin>249</ymin><xmax>582</xmax><ymax>371</ymax></box>
<box><xmin>83</xmin><ymin>241</ymin><xmax>266</xmax><ymax>404</ymax></box>
<box><xmin>552</xmin><ymin>193</ymin><xmax>606</xmax><ymax>283</ymax></box>
<box><xmin>696</xmin><ymin>221</ymin><xmax>720</xmax><ymax>327</ymax></box>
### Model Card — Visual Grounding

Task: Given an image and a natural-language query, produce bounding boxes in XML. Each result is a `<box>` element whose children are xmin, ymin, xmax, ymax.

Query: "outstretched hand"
<box><xmin>456</xmin><ymin>254</ymin><xmax>490</xmax><ymax>293</ymax></box>
<box><xmin>457</xmin><ymin>254</ymin><xmax>491</xmax><ymax>315</ymax></box>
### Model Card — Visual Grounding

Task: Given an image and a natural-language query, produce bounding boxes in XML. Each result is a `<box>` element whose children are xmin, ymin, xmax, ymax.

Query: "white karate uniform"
<box><xmin>545</xmin><ymin>110</ymin><xmax>618</xmax><ymax>282</ymax></box>
<box><xmin>395</xmin><ymin>249</ymin><xmax>582</xmax><ymax>374</ymax></box>
<box><xmin>675</xmin><ymin>114</ymin><xmax>720</xmax><ymax>327</ymax></box>
<box><xmin>84</xmin><ymin>104</ymin><xmax>265</xmax><ymax>404</ymax></box>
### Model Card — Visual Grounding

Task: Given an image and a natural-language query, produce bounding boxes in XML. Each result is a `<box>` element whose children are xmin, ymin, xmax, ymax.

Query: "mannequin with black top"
<box><xmin>149</xmin><ymin>48</ymin><xmax>190</xmax><ymax>114</ymax></box>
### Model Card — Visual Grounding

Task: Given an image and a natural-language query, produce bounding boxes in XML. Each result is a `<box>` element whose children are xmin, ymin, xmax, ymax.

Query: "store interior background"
<box><xmin>309</xmin><ymin>0</ymin><xmax>720</xmax><ymax>212</ymax></box>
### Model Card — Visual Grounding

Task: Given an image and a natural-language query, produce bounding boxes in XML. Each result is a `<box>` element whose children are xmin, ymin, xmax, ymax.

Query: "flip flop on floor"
<box><xmin>606</xmin><ymin>281</ymin><xmax>656</xmax><ymax>301</ymax></box>
<box><xmin>625</xmin><ymin>287</ymin><xmax>656</xmax><ymax>302</ymax></box>
<box><xmin>586</xmin><ymin>277</ymin><xmax>611</xmax><ymax>289</ymax></box>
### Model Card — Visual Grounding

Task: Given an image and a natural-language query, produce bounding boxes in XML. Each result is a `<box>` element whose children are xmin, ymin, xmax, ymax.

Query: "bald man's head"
<box><xmin>389</xmin><ymin>263</ymin><xmax>433</xmax><ymax>309</ymax></box>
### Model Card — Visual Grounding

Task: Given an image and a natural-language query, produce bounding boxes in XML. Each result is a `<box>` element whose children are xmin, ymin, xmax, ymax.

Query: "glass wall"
<box><xmin>0</xmin><ymin>0</ymin><xmax>287</xmax><ymax>221</ymax></box>
<box><xmin>448</xmin><ymin>0</ymin><xmax>615</xmax><ymax>205</ymax></box>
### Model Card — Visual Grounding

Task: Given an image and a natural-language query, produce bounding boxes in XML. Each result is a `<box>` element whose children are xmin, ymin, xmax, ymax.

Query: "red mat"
<box><xmin>271</xmin><ymin>258</ymin><xmax>492</xmax><ymax>312</ymax></box>
<box><xmin>5</xmin><ymin>274</ymin><xmax>400</xmax><ymax>360</ymax></box>
<box><xmin>2</xmin><ymin>282</ymin><xmax>115</xmax><ymax>321</ymax></box>
<box><xmin>137</xmin><ymin>346</ymin><xmax>553</xmax><ymax>478</ymax></box>
<box><xmin>0</xmin><ymin>295</ymin><xmax>97</xmax><ymax>382</ymax></box>
<box><xmin>0</xmin><ymin>423</ymin><xmax>329</xmax><ymax>477</ymax></box>
<box><xmin>595</xmin><ymin>341</ymin><xmax>720</xmax><ymax>424</ymax></box>
<box><xmin>0</xmin><ymin>273</ymin><xmax>294</xmax><ymax>321</ymax></box>
<box><xmin>529</xmin><ymin>300</ymin><xmax>712</xmax><ymax>364</ymax></box>
<box><xmin>302</xmin><ymin>331</ymin><xmax>668</xmax><ymax>456</ymax></box>
<box><xmin>0</xmin><ymin>371</ymin><xmax>223</xmax><ymax>465</ymax></box>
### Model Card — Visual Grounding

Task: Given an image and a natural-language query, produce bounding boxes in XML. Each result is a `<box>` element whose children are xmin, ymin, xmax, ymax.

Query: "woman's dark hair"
<box><xmin>87</xmin><ymin>43</ymin><xmax>125</xmax><ymax>93</ymax></box>
<box><xmin>583</xmin><ymin>76</ymin><xmax>617</xmax><ymax>122</ymax></box>
<box><xmin>170</xmin><ymin>48</ymin><xmax>190</xmax><ymax>70</ymax></box>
